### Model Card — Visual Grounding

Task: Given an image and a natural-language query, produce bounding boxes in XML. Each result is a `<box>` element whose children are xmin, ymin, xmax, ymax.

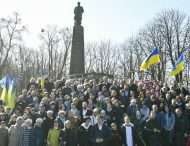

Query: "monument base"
<box><xmin>69</xmin><ymin>25</ymin><xmax>85</xmax><ymax>75</ymax></box>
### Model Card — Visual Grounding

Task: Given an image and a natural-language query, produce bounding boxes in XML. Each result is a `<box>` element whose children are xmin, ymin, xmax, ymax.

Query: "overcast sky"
<box><xmin>0</xmin><ymin>0</ymin><xmax>190</xmax><ymax>47</ymax></box>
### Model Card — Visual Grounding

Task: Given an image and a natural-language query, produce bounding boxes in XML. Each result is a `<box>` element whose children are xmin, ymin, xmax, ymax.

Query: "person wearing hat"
<box><xmin>78</xmin><ymin>116</ymin><xmax>92</xmax><ymax>146</ymax></box>
<box><xmin>0</xmin><ymin>121</ymin><xmax>8</xmax><ymax>146</ymax></box>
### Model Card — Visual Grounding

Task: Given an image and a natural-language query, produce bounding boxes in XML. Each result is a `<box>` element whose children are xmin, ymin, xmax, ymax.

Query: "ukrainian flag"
<box><xmin>170</xmin><ymin>53</ymin><xmax>185</xmax><ymax>76</ymax></box>
<box><xmin>40</xmin><ymin>78</ymin><xmax>45</xmax><ymax>89</ymax></box>
<box><xmin>140</xmin><ymin>48</ymin><xmax>160</xmax><ymax>71</ymax></box>
<box><xmin>0</xmin><ymin>76</ymin><xmax>7</xmax><ymax>88</ymax></box>
<box><xmin>0</xmin><ymin>76</ymin><xmax>16</xmax><ymax>109</ymax></box>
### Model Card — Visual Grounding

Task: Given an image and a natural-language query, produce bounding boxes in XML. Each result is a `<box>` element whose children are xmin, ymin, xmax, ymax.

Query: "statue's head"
<box><xmin>77</xmin><ymin>2</ymin><xmax>80</xmax><ymax>6</ymax></box>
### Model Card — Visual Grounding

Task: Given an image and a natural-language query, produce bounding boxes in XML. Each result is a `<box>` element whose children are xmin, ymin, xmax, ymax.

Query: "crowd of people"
<box><xmin>0</xmin><ymin>77</ymin><xmax>190</xmax><ymax>146</ymax></box>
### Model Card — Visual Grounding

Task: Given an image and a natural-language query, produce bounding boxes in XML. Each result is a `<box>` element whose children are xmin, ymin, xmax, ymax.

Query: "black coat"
<box><xmin>112</xmin><ymin>106</ymin><xmax>123</xmax><ymax>126</ymax></box>
<box><xmin>89</xmin><ymin>124</ymin><xmax>111</xmax><ymax>146</ymax></box>
<box><xmin>121</xmin><ymin>124</ymin><xmax>135</xmax><ymax>146</ymax></box>
<box><xmin>174</xmin><ymin>115</ymin><xmax>189</xmax><ymax>146</ymax></box>
<box><xmin>78</xmin><ymin>124</ymin><xmax>92</xmax><ymax>146</ymax></box>
<box><xmin>60</xmin><ymin>128</ymin><xmax>78</xmax><ymax>146</ymax></box>
<box><xmin>127</xmin><ymin>105</ymin><xmax>139</xmax><ymax>122</ymax></box>
<box><xmin>144</xmin><ymin>118</ymin><xmax>161</xmax><ymax>146</ymax></box>
<box><xmin>109</xmin><ymin>129</ymin><xmax>122</xmax><ymax>146</ymax></box>
<box><xmin>42</xmin><ymin>117</ymin><xmax>54</xmax><ymax>139</ymax></box>
<box><xmin>133</xmin><ymin>119</ymin><xmax>146</xmax><ymax>146</ymax></box>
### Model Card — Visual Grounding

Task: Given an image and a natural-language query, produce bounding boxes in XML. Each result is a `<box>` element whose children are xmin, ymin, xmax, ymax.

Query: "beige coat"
<box><xmin>8</xmin><ymin>125</ymin><xmax>23</xmax><ymax>146</ymax></box>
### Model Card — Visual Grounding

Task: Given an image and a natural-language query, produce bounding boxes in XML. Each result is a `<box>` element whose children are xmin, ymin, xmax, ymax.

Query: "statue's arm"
<box><xmin>74</xmin><ymin>8</ymin><xmax>77</xmax><ymax>14</ymax></box>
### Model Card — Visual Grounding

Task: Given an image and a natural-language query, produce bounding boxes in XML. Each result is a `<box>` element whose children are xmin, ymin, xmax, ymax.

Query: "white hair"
<box><xmin>58</xmin><ymin>110</ymin><xmax>65</xmax><ymax>115</ymax></box>
<box><xmin>25</xmin><ymin>118</ymin><xmax>33</xmax><ymax>126</ymax></box>
<box><xmin>16</xmin><ymin>116</ymin><xmax>23</xmax><ymax>123</ymax></box>
<box><xmin>35</xmin><ymin>118</ymin><xmax>43</xmax><ymax>124</ymax></box>
<box><xmin>47</xmin><ymin>110</ymin><xmax>53</xmax><ymax>115</ymax></box>
<box><xmin>64</xmin><ymin>120</ymin><xmax>71</xmax><ymax>126</ymax></box>
<box><xmin>130</xmin><ymin>99</ymin><xmax>136</xmax><ymax>103</ymax></box>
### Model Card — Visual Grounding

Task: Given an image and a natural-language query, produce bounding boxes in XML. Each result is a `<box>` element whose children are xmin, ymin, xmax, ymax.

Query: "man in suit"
<box><xmin>121</xmin><ymin>115</ymin><xmax>135</xmax><ymax>146</ymax></box>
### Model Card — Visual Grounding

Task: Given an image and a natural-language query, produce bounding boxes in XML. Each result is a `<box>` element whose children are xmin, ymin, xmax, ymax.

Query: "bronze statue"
<box><xmin>74</xmin><ymin>2</ymin><xmax>84</xmax><ymax>25</ymax></box>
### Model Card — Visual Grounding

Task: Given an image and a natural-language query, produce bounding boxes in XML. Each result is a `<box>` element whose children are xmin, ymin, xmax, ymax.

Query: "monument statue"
<box><xmin>74</xmin><ymin>2</ymin><xmax>84</xmax><ymax>25</ymax></box>
<box><xmin>70</xmin><ymin>2</ymin><xmax>85</xmax><ymax>75</ymax></box>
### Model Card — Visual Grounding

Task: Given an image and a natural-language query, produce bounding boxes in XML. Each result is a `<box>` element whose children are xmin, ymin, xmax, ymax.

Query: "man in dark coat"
<box><xmin>60</xmin><ymin>120</ymin><xmax>78</xmax><ymax>146</ymax></box>
<box><xmin>42</xmin><ymin>110</ymin><xmax>54</xmax><ymax>146</ymax></box>
<box><xmin>127</xmin><ymin>99</ymin><xmax>139</xmax><ymax>123</ymax></box>
<box><xmin>78</xmin><ymin>117</ymin><xmax>92</xmax><ymax>146</ymax></box>
<box><xmin>144</xmin><ymin>111</ymin><xmax>161</xmax><ymax>146</ymax></box>
<box><xmin>121</xmin><ymin>115</ymin><xmax>135</xmax><ymax>146</ymax></box>
<box><xmin>89</xmin><ymin>115</ymin><xmax>111</xmax><ymax>146</ymax></box>
<box><xmin>133</xmin><ymin>111</ymin><xmax>146</xmax><ymax>146</ymax></box>
<box><xmin>174</xmin><ymin>108</ymin><xmax>189</xmax><ymax>146</ymax></box>
<box><xmin>109</xmin><ymin>122</ymin><xmax>122</xmax><ymax>146</ymax></box>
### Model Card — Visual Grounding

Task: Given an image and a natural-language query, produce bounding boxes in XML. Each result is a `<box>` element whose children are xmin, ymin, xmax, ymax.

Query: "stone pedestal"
<box><xmin>69</xmin><ymin>25</ymin><xmax>85</xmax><ymax>75</ymax></box>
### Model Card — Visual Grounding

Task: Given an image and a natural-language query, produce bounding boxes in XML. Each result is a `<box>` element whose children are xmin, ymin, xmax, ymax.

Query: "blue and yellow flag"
<box><xmin>0</xmin><ymin>76</ymin><xmax>16</xmax><ymax>109</ymax></box>
<box><xmin>41</xmin><ymin>79</ymin><xmax>45</xmax><ymax>89</ymax></box>
<box><xmin>0</xmin><ymin>76</ymin><xmax>7</xmax><ymax>88</ymax></box>
<box><xmin>140</xmin><ymin>48</ymin><xmax>160</xmax><ymax>71</ymax></box>
<box><xmin>170</xmin><ymin>53</ymin><xmax>185</xmax><ymax>76</ymax></box>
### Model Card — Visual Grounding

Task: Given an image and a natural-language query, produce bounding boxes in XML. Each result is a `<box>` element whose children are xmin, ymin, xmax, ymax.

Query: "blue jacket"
<box><xmin>161</xmin><ymin>112</ymin><xmax>175</xmax><ymax>131</ymax></box>
<box><xmin>33</xmin><ymin>126</ymin><xmax>44</xmax><ymax>146</ymax></box>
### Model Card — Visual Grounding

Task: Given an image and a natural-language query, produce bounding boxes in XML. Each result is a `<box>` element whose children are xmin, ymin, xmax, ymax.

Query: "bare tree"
<box><xmin>155</xmin><ymin>9</ymin><xmax>190</xmax><ymax>81</ymax></box>
<box><xmin>57</xmin><ymin>27</ymin><xmax>72</xmax><ymax>78</ymax></box>
<box><xmin>85</xmin><ymin>40</ymin><xmax>120</xmax><ymax>75</ymax></box>
<box><xmin>0</xmin><ymin>12</ymin><xmax>26</xmax><ymax>76</ymax></box>
<box><xmin>39</xmin><ymin>26</ymin><xmax>60</xmax><ymax>79</ymax></box>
